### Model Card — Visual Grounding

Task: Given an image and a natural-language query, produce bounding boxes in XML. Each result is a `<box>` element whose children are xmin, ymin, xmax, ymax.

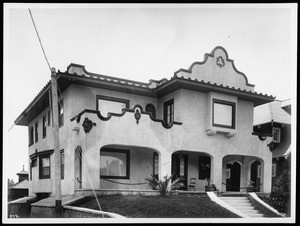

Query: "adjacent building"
<box><xmin>8</xmin><ymin>166</ymin><xmax>29</xmax><ymax>201</ymax></box>
<box><xmin>14</xmin><ymin>46</ymin><xmax>276</xmax><ymax>197</ymax></box>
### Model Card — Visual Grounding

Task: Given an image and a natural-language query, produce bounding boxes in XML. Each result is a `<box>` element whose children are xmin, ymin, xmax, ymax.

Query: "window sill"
<box><xmin>206</xmin><ymin>128</ymin><xmax>236</xmax><ymax>138</ymax></box>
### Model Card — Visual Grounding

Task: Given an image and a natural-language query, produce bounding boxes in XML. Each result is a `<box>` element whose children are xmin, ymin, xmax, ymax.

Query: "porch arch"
<box><xmin>171</xmin><ymin>150</ymin><xmax>213</xmax><ymax>191</ymax></box>
<box><xmin>99</xmin><ymin>144</ymin><xmax>161</xmax><ymax>190</ymax></box>
<box><xmin>222</xmin><ymin>155</ymin><xmax>265</xmax><ymax>192</ymax></box>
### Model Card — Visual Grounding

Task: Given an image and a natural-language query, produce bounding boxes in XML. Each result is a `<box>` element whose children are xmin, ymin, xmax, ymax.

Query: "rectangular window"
<box><xmin>212</xmin><ymin>99</ymin><xmax>236</xmax><ymax>129</ymax></box>
<box><xmin>272</xmin><ymin>163</ymin><xmax>276</xmax><ymax>177</ymax></box>
<box><xmin>58</xmin><ymin>101</ymin><xmax>64</xmax><ymax>127</ymax></box>
<box><xmin>153</xmin><ymin>152</ymin><xmax>159</xmax><ymax>179</ymax></box>
<box><xmin>164</xmin><ymin>99</ymin><xmax>174</xmax><ymax>124</ymax></box>
<box><xmin>30</xmin><ymin>157</ymin><xmax>37</xmax><ymax>181</ymax></box>
<box><xmin>100</xmin><ymin>149</ymin><xmax>130</xmax><ymax>179</ymax></box>
<box><xmin>29</xmin><ymin>126</ymin><xmax>34</xmax><ymax>146</ymax></box>
<box><xmin>42</xmin><ymin>115</ymin><xmax>47</xmax><ymax>138</ymax></box>
<box><xmin>35</xmin><ymin>121</ymin><xmax>38</xmax><ymax>143</ymax></box>
<box><xmin>198</xmin><ymin>156</ymin><xmax>211</xmax><ymax>180</ymax></box>
<box><xmin>272</xmin><ymin>127</ymin><xmax>281</xmax><ymax>143</ymax></box>
<box><xmin>61</xmin><ymin>150</ymin><xmax>64</xmax><ymax>180</ymax></box>
<box><xmin>48</xmin><ymin>109</ymin><xmax>51</xmax><ymax>126</ymax></box>
<box><xmin>39</xmin><ymin>155</ymin><xmax>50</xmax><ymax>179</ymax></box>
<box><xmin>96</xmin><ymin>95</ymin><xmax>129</xmax><ymax>117</ymax></box>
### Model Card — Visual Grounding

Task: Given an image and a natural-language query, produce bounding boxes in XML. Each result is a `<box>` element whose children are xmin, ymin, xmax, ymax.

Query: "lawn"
<box><xmin>69</xmin><ymin>194</ymin><xmax>240</xmax><ymax>218</ymax></box>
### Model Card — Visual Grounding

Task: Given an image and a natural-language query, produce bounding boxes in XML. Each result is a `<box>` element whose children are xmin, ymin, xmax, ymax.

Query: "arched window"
<box><xmin>145</xmin><ymin>103</ymin><xmax>156</xmax><ymax>119</ymax></box>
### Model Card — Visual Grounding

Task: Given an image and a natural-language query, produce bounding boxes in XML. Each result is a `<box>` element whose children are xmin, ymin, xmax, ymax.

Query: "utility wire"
<box><xmin>28</xmin><ymin>8</ymin><xmax>52</xmax><ymax>72</ymax></box>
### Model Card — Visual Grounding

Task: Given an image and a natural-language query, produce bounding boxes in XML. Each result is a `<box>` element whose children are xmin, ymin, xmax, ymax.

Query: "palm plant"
<box><xmin>145</xmin><ymin>174</ymin><xmax>180</xmax><ymax>196</ymax></box>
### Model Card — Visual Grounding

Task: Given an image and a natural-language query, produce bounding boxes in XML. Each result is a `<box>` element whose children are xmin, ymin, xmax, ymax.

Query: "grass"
<box><xmin>70</xmin><ymin>194</ymin><xmax>240</xmax><ymax>218</ymax></box>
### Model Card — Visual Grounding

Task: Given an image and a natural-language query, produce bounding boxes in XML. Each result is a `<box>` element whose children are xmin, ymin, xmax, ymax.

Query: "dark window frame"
<box><xmin>42</xmin><ymin>114</ymin><xmax>47</xmax><ymax>138</ymax></box>
<box><xmin>39</xmin><ymin>154</ymin><xmax>51</xmax><ymax>179</ymax></box>
<box><xmin>34</xmin><ymin>121</ymin><xmax>38</xmax><ymax>143</ymax></box>
<box><xmin>96</xmin><ymin>95</ymin><xmax>130</xmax><ymax>113</ymax></box>
<box><xmin>212</xmin><ymin>99</ymin><xmax>236</xmax><ymax>129</ymax></box>
<box><xmin>48</xmin><ymin>109</ymin><xmax>51</xmax><ymax>126</ymax></box>
<box><xmin>60</xmin><ymin>150</ymin><xmax>64</xmax><ymax>180</ymax></box>
<box><xmin>100</xmin><ymin>148</ymin><xmax>130</xmax><ymax>179</ymax></box>
<box><xmin>29</xmin><ymin>126</ymin><xmax>34</xmax><ymax>146</ymax></box>
<box><xmin>198</xmin><ymin>155</ymin><xmax>211</xmax><ymax>180</ymax></box>
<box><xmin>58</xmin><ymin>100</ymin><xmax>64</xmax><ymax>127</ymax></box>
<box><xmin>163</xmin><ymin>99</ymin><xmax>174</xmax><ymax>124</ymax></box>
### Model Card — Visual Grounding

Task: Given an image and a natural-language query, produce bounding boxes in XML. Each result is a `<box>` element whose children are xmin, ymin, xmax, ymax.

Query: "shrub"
<box><xmin>145</xmin><ymin>174</ymin><xmax>180</xmax><ymax>196</ymax></box>
<box><xmin>269</xmin><ymin>160</ymin><xmax>290</xmax><ymax>215</ymax></box>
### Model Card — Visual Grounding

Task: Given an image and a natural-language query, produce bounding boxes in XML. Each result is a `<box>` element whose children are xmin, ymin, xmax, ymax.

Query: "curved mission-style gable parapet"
<box><xmin>71</xmin><ymin>104</ymin><xmax>183</xmax><ymax>129</ymax></box>
<box><xmin>174</xmin><ymin>46</ymin><xmax>255</xmax><ymax>92</ymax></box>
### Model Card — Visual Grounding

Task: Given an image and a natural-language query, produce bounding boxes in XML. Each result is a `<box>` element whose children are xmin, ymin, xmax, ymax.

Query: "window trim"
<box><xmin>39</xmin><ymin>154</ymin><xmax>51</xmax><ymax>179</ymax></box>
<box><xmin>96</xmin><ymin>95</ymin><xmax>130</xmax><ymax>114</ymax></box>
<box><xmin>212</xmin><ymin>99</ymin><xmax>236</xmax><ymax>129</ymax></box>
<box><xmin>48</xmin><ymin>109</ymin><xmax>51</xmax><ymax>126</ymax></box>
<box><xmin>42</xmin><ymin>114</ymin><xmax>47</xmax><ymax>138</ymax></box>
<box><xmin>34</xmin><ymin>121</ymin><xmax>38</xmax><ymax>143</ymax></box>
<box><xmin>163</xmin><ymin>99</ymin><xmax>174</xmax><ymax>124</ymax></box>
<box><xmin>100</xmin><ymin>148</ymin><xmax>130</xmax><ymax>179</ymax></box>
<box><xmin>58</xmin><ymin>100</ymin><xmax>64</xmax><ymax>127</ymax></box>
<box><xmin>272</xmin><ymin>163</ymin><xmax>276</xmax><ymax>177</ymax></box>
<box><xmin>272</xmin><ymin>127</ymin><xmax>281</xmax><ymax>143</ymax></box>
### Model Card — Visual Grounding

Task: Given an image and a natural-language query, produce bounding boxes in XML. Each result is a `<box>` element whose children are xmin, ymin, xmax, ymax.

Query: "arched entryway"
<box><xmin>75</xmin><ymin>146</ymin><xmax>82</xmax><ymax>189</ymax></box>
<box><xmin>226</xmin><ymin>161</ymin><xmax>241</xmax><ymax>191</ymax></box>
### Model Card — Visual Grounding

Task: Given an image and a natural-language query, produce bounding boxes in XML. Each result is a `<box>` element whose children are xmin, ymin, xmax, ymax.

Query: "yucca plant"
<box><xmin>145</xmin><ymin>174</ymin><xmax>180</xmax><ymax>196</ymax></box>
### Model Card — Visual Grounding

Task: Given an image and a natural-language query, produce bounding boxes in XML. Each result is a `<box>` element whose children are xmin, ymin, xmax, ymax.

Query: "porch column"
<box><xmin>262</xmin><ymin>158</ymin><xmax>272</xmax><ymax>193</ymax></box>
<box><xmin>159</xmin><ymin>151</ymin><xmax>172</xmax><ymax>179</ymax></box>
<box><xmin>211</xmin><ymin>156</ymin><xmax>223</xmax><ymax>192</ymax></box>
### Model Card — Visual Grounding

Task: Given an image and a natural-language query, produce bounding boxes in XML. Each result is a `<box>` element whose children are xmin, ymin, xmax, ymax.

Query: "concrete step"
<box><xmin>247</xmin><ymin>213</ymin><xmax>264</xmax><ymax>218</ymax></box>
<box><xmin>240</xmin><ymin>209</ymin><xmax>260</xmax><ymax>215</ymax></box>
<box><xmin>219</xmin><ymin>195</ymin><xmax>264</xmax><ymax>218</ymax></box>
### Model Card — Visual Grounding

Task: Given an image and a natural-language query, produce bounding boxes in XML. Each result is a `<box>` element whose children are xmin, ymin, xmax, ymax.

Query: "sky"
<box><xmin>3</xmin><ymin>3</ymin><xmax>297</xmax><ymax>183</ymax></box>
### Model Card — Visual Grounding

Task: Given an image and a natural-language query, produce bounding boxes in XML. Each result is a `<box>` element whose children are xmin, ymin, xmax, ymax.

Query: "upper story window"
<box><xmin>212</xmin><ymin>99</ymin><xmax>236</xmax><ymax>129</ymax></box>
<box><xmin>145</xmin><ymin>103</ymin><xmax>156</xmax><ymax>119</ymax></box>
<box><xmin>35</xmin><ymin>121</ymin><xmax>38</xmax><ymax>143</ymax></box>
<box><xmin>29</xmin><ymin>126</ymin><xmax>34</xmax><ymax>146</ymax></box>
<box><xmin>96</xmin><ymin>95</ymin><xmax>129</xmax><ymax>117</ymax></box>
<box><xmin>39</xmin><ymin>154</ymin><xmax>50</xmax><ymax>179</ymax></box>
<box><xmin>42</xmin><ymin>114</ymin><xmax>47</xmax><ymax>138</ymax></box>
<box><xmin>58</xmin><ymin>100</ymin><xmax>64</xmax><ymax>127</ymax></box>
<box><xmin>100</xmin><ymin>148</ymin><xmax>130</xmax><ymax>179</ymax></box>
<box><xmin>164</xmin><ymin>99</ymin><xmax>174</xmax><ymax>124</ymax></box>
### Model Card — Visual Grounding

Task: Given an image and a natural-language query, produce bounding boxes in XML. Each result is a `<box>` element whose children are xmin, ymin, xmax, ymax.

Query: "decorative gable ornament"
<box><xmin>82</xmin><ymin>117</ymin><xmax>96</xmax><ymax>133</ymax></box>
<box><xmin>216</xmin><ymin>56</ymin><xmax>225</xmax><ymax>68</ymax></box>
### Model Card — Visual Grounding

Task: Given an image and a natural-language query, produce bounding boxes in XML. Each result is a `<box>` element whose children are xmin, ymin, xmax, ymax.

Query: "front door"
<box><xmin>226</xmin><ymin>162</ymin><xmax>241</xmax><ymax>191</ymax></box>
<box><xmin>172</xmin><ymin>153</ymin><xmax>188</xmax><ymax>190</ymax></box>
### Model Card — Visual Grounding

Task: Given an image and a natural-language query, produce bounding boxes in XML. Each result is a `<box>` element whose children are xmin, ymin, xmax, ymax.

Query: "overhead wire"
<box><xmin>28</xmin><ymin>8</ymin><xmax>52</xmax><ymax>72</ymax></box>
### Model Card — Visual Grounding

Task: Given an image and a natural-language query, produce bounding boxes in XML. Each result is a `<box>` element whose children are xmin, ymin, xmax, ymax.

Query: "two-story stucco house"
<box><xmin>14</xmin><ymin>46</ymin><xmax>275</xmax><ymax>197</ymax></box>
